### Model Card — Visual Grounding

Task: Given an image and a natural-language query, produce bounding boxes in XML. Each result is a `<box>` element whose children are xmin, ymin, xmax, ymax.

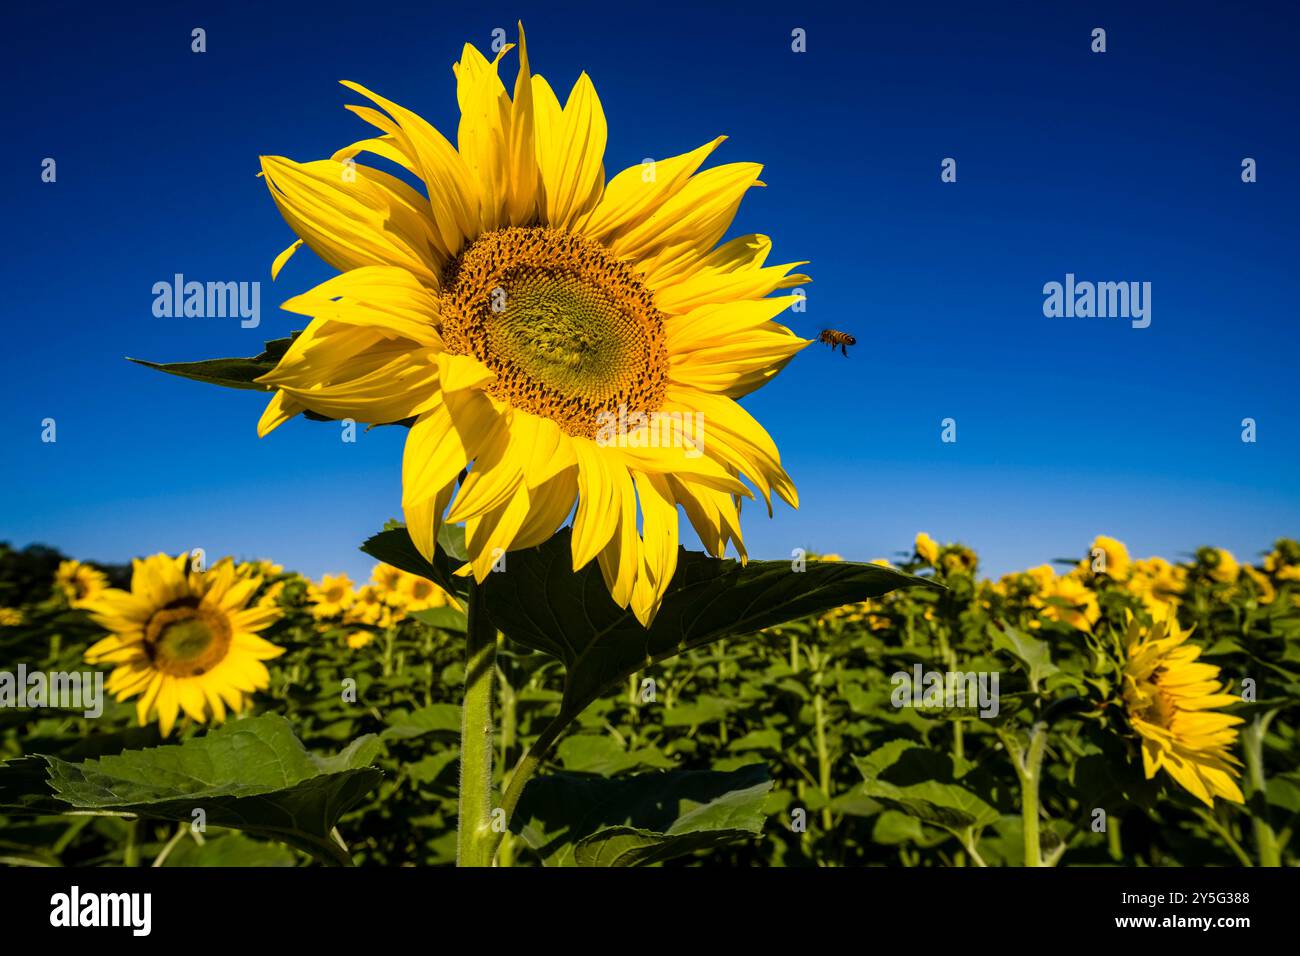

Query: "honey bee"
<box><xmin>817</xmin><ymin>329</ymin><xmax>856</xmax><ymax>356</ymax></box>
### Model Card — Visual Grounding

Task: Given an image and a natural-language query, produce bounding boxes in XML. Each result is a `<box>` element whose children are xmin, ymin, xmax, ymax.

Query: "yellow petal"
<box><xmin>259</xmin><ymin>156</ymin><xmax>442</xmax><ymax>284</ymax></box>
<box><xmin>532</xmin><ymin>71</ymin><xmax>606</xmax><ymax>229</ymax></box>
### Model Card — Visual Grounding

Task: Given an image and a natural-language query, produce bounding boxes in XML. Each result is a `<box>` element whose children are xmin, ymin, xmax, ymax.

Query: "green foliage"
<box><xmin>2</xmin><ymin>536</ymin><xmax>1298</xmax><ymax>867</ymax></box>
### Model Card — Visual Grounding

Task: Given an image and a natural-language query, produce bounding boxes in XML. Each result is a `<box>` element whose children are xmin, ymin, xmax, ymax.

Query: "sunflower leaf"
<box><xmin>513</xmin><ymin>763</ymin><xmax>772</xmax><ymax>866</ymax></box>
<box><xmin>853</xmin><ymin>741</ymin><xmax>999</xmax><ymax>832</ymax></box>
<box><xmin>361</xmin><ymin>523</ymin><xmax>936</xmax><ymax>741</ymax></box>
<box><xmin>127</xmin><ymin>335</ymin><xmax>298</xmax><ymax>392</ymax></box>
<box><xmin>0</xmin><ymin>714</ymin><xmax>382</xmax><ymax>865</ymax></box>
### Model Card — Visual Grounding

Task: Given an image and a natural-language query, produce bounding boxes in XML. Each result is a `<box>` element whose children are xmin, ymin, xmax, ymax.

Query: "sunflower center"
<box><xmin>439</xmin><ymin>227</ymin><xmax>668</xmax><ymax>439</ymax></box>
<box><xmin>144</xmin><ymin>605</ymin><xmax>233</xmax><ymax>677</ymax></box>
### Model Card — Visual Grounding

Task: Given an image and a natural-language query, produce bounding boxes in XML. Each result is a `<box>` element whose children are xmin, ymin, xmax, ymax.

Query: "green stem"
<box><xmin>150</xmin><ymin>823</ymin><xmax>188</xmax><ymax>868</ymax></box>
<box><xmin>122</xmin><ymin>818</ymin><xmax>140</xmax><ymax>868</ymax></box>
<box><xmin>456</xmin><ymin>582</ymin><xmax>498</xmax><ymax>867</ymax></box>
<box><xmin>1016</xmin><ymin>723</ymin><xmax>1049</xmax><ymax>867</ymax></box>
<box><xmin>1244</xmin><ymin>710</ymin><xmax>1281</xmax><ymax>867</ymax></box>
<box><xmin>492</xmin><ymin>712</ymin><xmax>567</xmax><ymax>861</ymax></box>
<box><xmin>1194</xmin><ymin>809</ymin><xmax>1254</xmax><ymax>867</ymax></box>
<box><xmin>812</xmin><ymin>673</ymin><xmax>833</xmax><ymax>832</ymax></box>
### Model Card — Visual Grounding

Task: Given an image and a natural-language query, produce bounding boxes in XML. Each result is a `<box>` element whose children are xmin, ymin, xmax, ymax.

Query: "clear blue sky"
<box><xmin>5</xmin><ymin>0</ymin><xmax>1297</xmax><ymax>581</ymax></box>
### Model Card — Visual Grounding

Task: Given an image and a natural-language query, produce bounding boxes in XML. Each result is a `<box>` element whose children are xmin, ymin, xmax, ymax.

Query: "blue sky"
<box><xmin>5</xmin><ymin>0</ymin><xmax>1298</xmax><ymax>581</ymax></box>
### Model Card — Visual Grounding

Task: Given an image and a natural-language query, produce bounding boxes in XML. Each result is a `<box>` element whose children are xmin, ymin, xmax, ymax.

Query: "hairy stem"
<box><xmin>456</xmin><ymin>582</ymin><xmax>498</xmax><ymax>867</ymax></box>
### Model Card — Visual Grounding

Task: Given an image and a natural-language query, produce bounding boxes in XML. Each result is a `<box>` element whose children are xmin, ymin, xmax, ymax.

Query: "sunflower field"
<box><xmin>2</xmin><ymin>533</ymin><xmax>1296</xmax><ymax>868</ymax></box>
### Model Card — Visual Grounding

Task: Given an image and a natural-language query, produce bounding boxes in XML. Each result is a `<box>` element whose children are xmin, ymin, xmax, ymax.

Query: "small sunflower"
<box><xmin>913</xmin><ymin>532</ymin><xmax>939</xmax><ymax>566</ymax></box>
<box><xmin>344</xmin><ymin>584</ymin><xmax>400</xmax><ymax>628</ymax></box>
<box><xmin>1127</xmin><ymin>556</ymin><xmax>1186</xmax><ymax>614</ymax></box>
<box><xmin>1121</xmin><ymin>610</ymin><xmax>1243</xmax><ymax>807</ymax></box>
<box><xmin>55</xmin><ymin>559</ymin><xmax>109</xmax><ymax>607</ymax></box>
<box><xmin>396</xmin><ymin>573</ymin><xmax>450</xmax><ymax>612</ymax></box>
<box><xmin>370</xmin><ymin>563</ymin><xmax>405</xmax><ymax>593</ymax></box>
<box><xmin>254</xmin><ymin>25</ymin><xmax>809</xmax><ymax>626</ymax></box>
<box><xmin>1034</xmin><ymin>572</ymin><xmax>1100</xmax><ymax>631</ymax></box>
<box><xmin>307</xmin><ymin>573</ymin><xmax>356</xmax><ymax>619</ymax></box>
<box><xmin>1197</xmin><ymin>547</ymin><xmax>1240</xmax><ymax>584</ymax></box>
<box><xmin>1083</xmin><ymin>534</ymin><xmax>1130</xmax><ymax>579</ymax></box>
<box><xmin>82</xmin><ymin>554</ymin><xmax>284</xmax><ymax>736</ymax></box>
<box><xmin>0</xmin><ymin>607</ymin><xmax>23</xmax><ymax>626</ymax></box>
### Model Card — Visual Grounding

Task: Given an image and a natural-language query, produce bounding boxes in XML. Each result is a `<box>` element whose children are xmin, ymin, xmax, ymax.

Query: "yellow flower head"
<box><xmin>1127</xmin><ymin>556</ymin><xmax>1186</xmax><ymax>614</ymax></box>
<box><xmin>914</xmin><ymin>532</ymin><xmax>939</xmax><ymax>566</ymax></box>
<box><xmin>253</xmin><ymin>25</ymin><xmax>809</xmax><ymax>626</ymax></box>
<box><xmin>1263</xmin><ymin>538</ymin><xmax>1300</xmax><ymax>576</ymax></box>
<box><xmin>307</xmin><ymin>573</ymin><xmax>356</xmax><ymax>619</ymax></box>
<box><xmin>344</xmin><ymin>584</ymin><xmax>399</xmax><ymax>628</ymax></box>
<box><xmin>397</xmin><ymin>573</ymin><xmax>450</xmax><ymax>612</ymax></box>
<box><xmin>239</xmin><ymin>559</ymin><xmax>284</xmax><ymax>579</ymax></box>
<box><xmin>938</xmin><ymin>545</ymin><xmax>977</xmax><ymax>577</ymax></box>
<box><xmin>55</xmin><ymin>559</ymin><xmax>109</xmax><ymax>607</ymax></box>
<box><xmin>347</xmin><ymin>631</ymin><xmax>376</xmax><ymax>649</ymax></box>
<box><xmin>0</xmin><ymin>607</ymin><xmax>23</xmax><ymax>627</ymax></box>
<box><xmin>1197</xmin><ymin>547</ymin><xmax>1239</xmax><ymax>584</ymax></box>
<box><xmin>1121</xmin><ymin>611</ymin><xmax>1243</xmax><ymax>807</ymax></box>
<box><xmin>1025</xmin><ymin>564</ymin><xmax>1057</xmax><ymax>592</ymax></box>
<box><xmin>1240</xmin><ymin>565</ymin><xmax>1276</xmax><ymax>605</ymax></box>
<box><xmin>1034</xmin><ymin>572</ymin><xmax>1100</xmax><ymax>631</ymax></box>
<box><xmin>82</xmin><ymin>553</ymin><xmax>285</xmax><ymax>736</ymax></box>
<box><xmin>1084</xmin><ymin>534</ymin><xmax>1130</xmax><ymax>579</ymax></box>
<box><xmin>371</xmin><ymin>563</ymin><xmax>405</xmax><ymax>593</ymax></box>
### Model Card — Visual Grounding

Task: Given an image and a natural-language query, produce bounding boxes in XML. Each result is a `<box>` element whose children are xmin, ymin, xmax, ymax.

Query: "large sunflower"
<box><xmin>255</xmin><ymin>25</ymin><xmax>809</xmax><ymax>625</ymax></box>
<box><xmin>82</xmin><ymin>554</ymin><xmax>284</xmax><ymax>735</ymax></box>
<box><xmin>1121</xmin><ymin>610</ymin><xmax>1243</xmax><ymax>807</ymax></box>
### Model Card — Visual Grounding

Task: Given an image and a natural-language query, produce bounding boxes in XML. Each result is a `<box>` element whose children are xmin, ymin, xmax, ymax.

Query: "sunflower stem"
<box><xmin>489</xmin><ymin>711</ymin><xmax>568</xmax><ymax>863</ymax></box>
<box><xmin>1244</xmin><ymin>710</ymin><xmax>1281</xmax><ymax>867</ymax></box>
<box><xmin>122</xmin><ymin>818</ymin><xmax>140</xmax><ymax>868</ymax></box>
<box><xmin>456</xmin><ymin>581</ymin><xmax>498</xmax><ymax>867</ymax></box>
<box><xmin>1018</xmin><ymin>722</ymin><xmax>1049</xmax><ymax>867</ymax></box>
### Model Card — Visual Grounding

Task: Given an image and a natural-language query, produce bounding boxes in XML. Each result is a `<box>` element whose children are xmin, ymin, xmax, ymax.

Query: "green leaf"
<box><xmin>360</xmin><ymin>525</ymin><xmax>469</xmax><ymax>599</ymax></box>
<box><xmin>162</xmin><ymin>830</ymin><xmax>298</xmax><ymax>867</ymax></box>
<box><xmin>0</xmin><ymin>715</ymin><xmax>382</xmax><ymax>865</ymax></box>
<box><xmin>853</xmin><ymin>741</ymin><xmax>998</xmax><ymax>832</ymax></box>
<box><xmin>362</xmin><ymin>525</ymin><xmax>937</xmax><ymax>724</ymax></box>
<box><xmin>381</xmin><ymin>704</ymin><xmax>462</xmax><ymax>741</ymax></box>
<box><xmin>514</xmin><ymin>764</ymin><xmax>773</xmax><ymax>866</ymax></box>
<box><xmin>408</xmin><ymin>606</ymin><xmax>468</xmax><ymax>633</ymax></box>
<box><xmin>128</xmin><ymin>336</ymin><xmax>297</xmax><ymax>392</ymax></box>
<box><xmin>990</xmin><ymin>624</ymin><xmax>1059</xmax><ymax>689</ymax></box>
<box><xmin>555</xmin><ymin>734</ymin><xmax>673</xmax><ymax>776</ymax></box>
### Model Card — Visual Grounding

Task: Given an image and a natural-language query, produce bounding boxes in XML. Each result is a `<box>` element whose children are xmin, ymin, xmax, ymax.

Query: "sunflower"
<box><xmin>1083</xmin><ymin>534</ymin><xmax>1130</xmax><ymax>579</ymax></box>
<box><xmin>371</xmin><ymin>562</ymin><xmax>405</xmax><ymax>593</ymax></box>
<box><xmin>307</xmin><ymin>573</ymin><xmax>356</xmax><ymax>619</ymax></box>
<box><xmin>396</xmin><ymin>572</ymin><xmax>451</xmax><ymax>612</ymax></box>
<box><xmin>344</xmin><ymin>584</ymin><xmax>400</xmax><ymax>628</ymax></box>
<box><xmin>254</xmin><ymin>25</ymin><xmax>809</xmax><ymax>626</ymax></box>
<box><xmin>1121</xmin><ymin>610</ymin><xmax>1243</xmax><ymax>807</ymax></box>
<box><xmin>1033</xmin><ymin>572</ymin><xmax>1100</xmax><ymax>631</ymax></box>
<box><xmin>1126</xmin><ymin>556</ymin><xmax>1185</xmax><ymax>613</ymax></box>
<box><xmin>0</xmin><ymin>607</ymin><xmax>23</xmax><ymax>626</ymax></box>
<box><xmin>913</xmin><ymin>532</ymin><xmax>939</xmax><ymax>566</ymax></box>
<box><xmin>1197</xmin><ymin>547</ymin><xmax>1239</xmax><ymax>584</ymax></box>
<box><xmin>82</xmin><ymin>554</ymin><xmax>284</xmax><ymax>736</ymax></box>
<box><xmin>55</xmin><ymin>559</ymin><xmax>109</xmax><ymax>607</ymax></box>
